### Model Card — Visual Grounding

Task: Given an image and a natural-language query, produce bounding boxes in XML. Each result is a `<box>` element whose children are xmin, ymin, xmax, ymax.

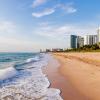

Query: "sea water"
<box><xmin>0</xmin><ymin>53</ymin><xmax>63</xmax><ymax>100</ymax></box>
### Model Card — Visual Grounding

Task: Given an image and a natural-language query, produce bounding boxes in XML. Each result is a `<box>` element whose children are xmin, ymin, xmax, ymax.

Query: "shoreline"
<box><xmin>0</xmin><ymin>54</ymin><xmax>63</xmax><ymax>100</ymax></box>
<box><xmin>43</xmin><ymin>54</ymin><xmax>88</xmax><ymax>100</ymax></box>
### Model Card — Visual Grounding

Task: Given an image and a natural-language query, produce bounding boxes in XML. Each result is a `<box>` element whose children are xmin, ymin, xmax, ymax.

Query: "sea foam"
<box><xmin>26</xmin><ymin>56</ymin><xmax>40</xmax><ymax>63</ymax></box>
<box><xmin>0</xmin><ymin>54</ymin><xmax>63</xmax><ymax>100</ymax></box>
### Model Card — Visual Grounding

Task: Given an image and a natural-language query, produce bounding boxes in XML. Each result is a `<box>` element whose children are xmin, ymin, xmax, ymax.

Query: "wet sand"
<box><xmin>43</xmin><ymin>54</ymin><xmax>89</xmax><ymax>100</ymax></box>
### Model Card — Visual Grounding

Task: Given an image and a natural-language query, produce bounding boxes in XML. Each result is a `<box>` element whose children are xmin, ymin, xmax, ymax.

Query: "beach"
<box><xmin>44</xmin><ymin>52</ymin><xmax>100</xmax><ymax>100</ymax></box>
<box><xmin>1</xmin><ymin>52</ymin><xmax>100</xmax><ymax>100</ymax></box>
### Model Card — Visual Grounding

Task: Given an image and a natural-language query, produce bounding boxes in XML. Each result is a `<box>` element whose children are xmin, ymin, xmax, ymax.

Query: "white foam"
<box><xmin>0</xmin><ymin>67</ymin><xmax>17</xmax><ymax>81</ymax></box>
<box><xmin>26</xmin><ymin>56</ymin><xmax>40</xmax><ymax>63</ymax></box>
<box><xmin>0</xmin><ymin>54</ymin><xmax>63</xmax><ymax>100</ymax></box>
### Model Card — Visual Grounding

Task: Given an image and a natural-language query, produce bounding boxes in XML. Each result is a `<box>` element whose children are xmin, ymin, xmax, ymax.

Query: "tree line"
<box><xmin>65</xmin><ymin>43</ymin><xmax>100</xmax><ymax>52</ymax></box>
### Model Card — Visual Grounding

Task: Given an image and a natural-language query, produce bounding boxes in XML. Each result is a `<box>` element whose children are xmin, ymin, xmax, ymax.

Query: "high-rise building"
<box><xmin>77</xmin><ymin>36</ymin><xmax>84</xmax><ymax>48</ymax></box>
<box><xmin>84</xmin><ymin>35</ymin><xmax>89</xmax><ymax>45</ymax></box>
<box><xmin>70</xmin><ymin>35</ymin><xmax>77</xmax><ymax>48</ymax></box>
<box><xmin>93</xmin><ymin>35</ymin><xmax>97</xmax><ymax>44</ymax></box>
<box><xmin>84</xmin><ymin>35</ymin><xmax>97</xmax><ymax>45</ymax></box>
<box><xmin>97</xmin><ymin>27</ymin><xmax>100</xmax><ymax>42</ymax></box>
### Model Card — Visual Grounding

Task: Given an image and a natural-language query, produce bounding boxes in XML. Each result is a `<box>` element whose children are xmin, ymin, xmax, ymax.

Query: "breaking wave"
<box><xmin>0</xmin><ymin>66</ymin><xmax>17</xmax><ymax>81</ymax></box>
<box><xmin>0</xmin><ymin>54</ymin><xmax>63</xmax><ymax>100</ymax></box>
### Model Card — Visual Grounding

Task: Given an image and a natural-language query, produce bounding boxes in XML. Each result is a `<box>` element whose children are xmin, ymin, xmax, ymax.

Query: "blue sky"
<box><xmin>0</xmin><ymin>0</ymin><xmax>100</xmax><ymax>52</ymax></box>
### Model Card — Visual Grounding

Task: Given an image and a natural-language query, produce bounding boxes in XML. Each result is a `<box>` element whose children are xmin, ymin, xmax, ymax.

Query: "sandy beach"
<box><xmin>44</xmin><ymin>53</ymin><xmax>100</xmax><ymax>100</ymax></box>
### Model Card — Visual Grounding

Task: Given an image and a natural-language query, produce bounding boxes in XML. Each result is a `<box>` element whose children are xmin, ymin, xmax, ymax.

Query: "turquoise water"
<box><xmin>0</xmin><ymin>52</ymin><xmax>41</xmax><ymax>82</ymax></box>
<box><xmin>0</xmin><ymin>53</ymin><xmax>40</xmax><ymax>69</ymax></box>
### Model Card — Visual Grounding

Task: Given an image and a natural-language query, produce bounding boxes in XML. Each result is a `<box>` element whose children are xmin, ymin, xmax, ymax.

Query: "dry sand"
<box><xmin>53</xmin><ymin>52</ymin><xmax>100</xmax><ymax>100</ymax></box>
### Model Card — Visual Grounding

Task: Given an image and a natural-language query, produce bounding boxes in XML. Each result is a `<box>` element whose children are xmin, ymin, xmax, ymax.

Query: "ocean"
<box><xmin>0</xmin><ymin>53</ymin><xmax>63</xmax><ymax>100</ymax></box>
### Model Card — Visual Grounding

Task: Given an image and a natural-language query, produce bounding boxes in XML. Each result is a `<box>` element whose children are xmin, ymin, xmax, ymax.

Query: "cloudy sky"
<box><xmin>0</xmin><ymin>0</ymin><xmax>100</xmax><ymax>52</ymax></box>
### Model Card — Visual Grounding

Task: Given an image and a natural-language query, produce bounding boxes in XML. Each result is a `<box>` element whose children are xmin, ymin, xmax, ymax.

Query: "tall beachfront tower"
<box><xmin>84</xmin><ymin>35</ymin><xmax>89</xmax><ymax>45</ymax></box>
<box><xmin>97</xmin><ymin>27</ymin><xmax>100</xmax><ymax>43</ymax></box>
<box><xmin>77</xmin><ymin>36</ymin><xmax>84</xmax><ymax>48</ymax></box>
<box><xmin>70</xmin><ymin>35</ymin><xmax>77</xmax><ymax>49</ymax></box>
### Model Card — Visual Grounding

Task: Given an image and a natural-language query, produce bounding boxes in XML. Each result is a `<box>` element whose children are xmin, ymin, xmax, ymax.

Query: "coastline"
<box><xmin>51</xmin><ymin>52</ymin><xmax>100</xmax><ymax>100</ymax></box>
<box><xmin>0</xmin><ymin>53</ymin><xmax>63</xmax><ymax>100</ymax></box>
<box><xmin>1</xmin><ymin>52</ymin><xmax>100</xmax><ymax>99</ymax></box>
<box><xmin>43</xmin><ymin>54</ymin><xmax>88</xmax><ymax>100</ymax></box>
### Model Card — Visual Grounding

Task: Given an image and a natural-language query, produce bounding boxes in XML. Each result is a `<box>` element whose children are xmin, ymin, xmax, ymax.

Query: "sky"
<box><xmin>0</xmin><ymin>0</ymin><xmax>100</xmax><ymax>52</ymax></box>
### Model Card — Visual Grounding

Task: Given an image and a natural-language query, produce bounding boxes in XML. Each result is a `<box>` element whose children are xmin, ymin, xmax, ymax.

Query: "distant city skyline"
<box><xmin>0</xmin><ymin>0</ymin><xmax>100</xmax><ymax>52</ymax></box>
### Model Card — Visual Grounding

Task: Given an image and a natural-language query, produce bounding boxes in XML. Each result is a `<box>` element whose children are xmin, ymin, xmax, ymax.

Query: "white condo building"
<box><xmin>97</xmin><ymin>27</ymin><xmax>100</xmax><ymax>42</ymax></box>
<box><xmin>84</xmin><ymin>35</ymin><xmax>97</xmax><ymax>45</ymax></box>
<box><xmin>84</xmin><ymin>35</ymin><xmax>89</xmax><ymax>45</ymax></box>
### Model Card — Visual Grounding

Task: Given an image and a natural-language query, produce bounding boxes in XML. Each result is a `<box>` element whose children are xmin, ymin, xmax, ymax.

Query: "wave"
<box><xmin>14</xmin><ymin>56</ymin><xmax>40</xmax><ymax>70</ymax></box>
<box><xmin>0</xmin><ymin>66</ymin><xmax>17</xmax><ymax>81</ymax></box>
<box><xmin>26</xmin><ymin>56</ymin><xmax>40</xmax><ymax>63</ymax></box>
<box><xmin>0</xmin><ymin>55</ymin><xmax>41</xmax><ymax>81</ymax></box>
<box><xmin>0</xmin><ymin>56</ymin><xmax>40</xmax><ymax>81</ymax></box>
<box><xmin>0</xmin><ymin>54</ymin><xmax>63</xmax><ymax>100</ymax></box>
<box><xmin>0</xmin><ymin>58</ymin><xmax>12</xmax><ymax>62</ymax></box>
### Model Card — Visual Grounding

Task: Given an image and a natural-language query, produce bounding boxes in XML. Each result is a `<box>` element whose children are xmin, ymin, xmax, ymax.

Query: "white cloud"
<box><xmin>32</xmin><ymin>2</ymin><xmax>77</xmax><ymax>18</ymax></box>
<box><xmin>65</xmin><ymin>6</ymin><xmax>77</xmax><ymax>13</ymax></box>
<box><xmin>32</xmin><ymin>0</ymin><xmax>47</xmax><ymax>8</ymax></box>
<box><xmin>32</xmin><ymin>8</ymin><xmax>55</xmax><ymax>17</ymax></box>
<box><xmin>34</xmin><ymin>23</ymin><xmax>97</xmax><ymax>39</ymax></box>
<box><xmin>0</xmin><ymin>21</ymin><xmax>16</xmax><ymax>34</ymax></box>
<box><xmin>58</xmin><ymin>3</ymin><xmax>77</xmax><ymax>14</ymax></box>
<box><xmin>38</xmin><ymin>22</ymin><xmax>49</xmax><ymax>26</ymax></box>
